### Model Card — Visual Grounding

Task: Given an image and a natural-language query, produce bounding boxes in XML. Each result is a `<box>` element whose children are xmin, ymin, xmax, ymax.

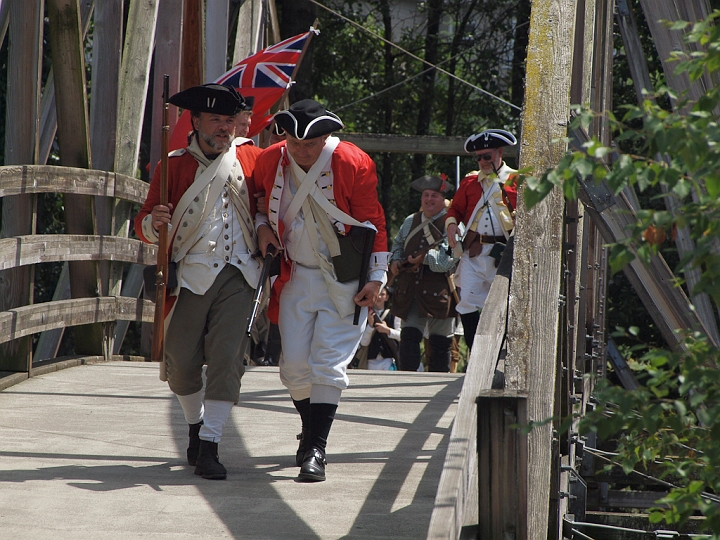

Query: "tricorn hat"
<box><xmin>169</xmin><ymin>84</ymin><xmax>246</xmax><ymax>116</ymax></box>
<box><xmin>410</xmin><ymin>175</ymin><xmax>453</xmax><ymax>195</ymax></box>
<box><xmin>272</xmin><ymin>121</ymin><xmax>285</xmax><ymax>137</ymax></box>
<box><xmin>464</xmin><ymin>129</ymin><xmax>517</xmax><ymax>152</ymax></box>
<box><xmin>241</xmin><ymin>95</ymin><xmax>255</xmax><ymax>112</ymax></box>
<box><xmin>274</xmin><ymin>99</ymin><xmax>344</xmax><ymax>140</ymax></box>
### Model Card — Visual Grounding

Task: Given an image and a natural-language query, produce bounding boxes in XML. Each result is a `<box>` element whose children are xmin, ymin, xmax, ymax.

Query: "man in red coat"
<box><xmin>254</xmin><ymin>99</ymin><xmax>389</xmax><ymax>482</ymax></box>
<box><xmin>446</xmin><ymin>129</ymin><xmax>518</xmax><ymax>350</ymax></box>
<box><xmin>135</xmin><ymin>84</ymin><xmax>263</xmax><ymax>480</ymax></box>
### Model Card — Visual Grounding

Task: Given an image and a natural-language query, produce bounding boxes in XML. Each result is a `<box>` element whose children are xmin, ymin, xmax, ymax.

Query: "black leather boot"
<box><xmin>293</xmin><ymin>398</ymin><xmax>311</xmax><ymax>467</ymax></box>
<box><xmin>428</xmin><ymin>334</ymin><xmax>452</xmax><ymax>372</ymax></box>
<box><xmin>194</xmin><ymin>440</ymin><xmax>227</xmax><ymax>480</ymax></box>
<box><xmin>398</xmin><ymin>326</ymin><xmax>423</xmax><ymax>371</ymax></box>
<box><xmin>298</xmin><ymin>403</ymin><xmax>337</xmax><ymax>482</ymax></box>
<box><xmin>187</xmin><ymin>420</ymin><xmax>203</xmax><ymax>466</ymax></box>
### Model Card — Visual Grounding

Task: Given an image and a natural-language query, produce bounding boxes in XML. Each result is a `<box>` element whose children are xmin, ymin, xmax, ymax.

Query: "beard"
<box><xmin>198</xmin><ymin>129</ymin><xmax>232</xmax><ymax>152</ymax></box>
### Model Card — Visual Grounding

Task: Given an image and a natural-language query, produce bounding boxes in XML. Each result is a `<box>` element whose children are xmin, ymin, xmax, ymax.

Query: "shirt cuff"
<box><xmin>369</xmin><ymin>269</ymin><xmax>387</xmax><ymax>286</ymax></box>
<box><xmin>255</xmin><ymin>214</ymin><xmax>270</xmax><ymax>230</ymax></box>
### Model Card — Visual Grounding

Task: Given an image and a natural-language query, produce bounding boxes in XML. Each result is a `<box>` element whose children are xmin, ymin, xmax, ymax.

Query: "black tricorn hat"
<box><xmin>410</xmin><ymin>175</ymin><xmax>453</xmax><ymax>195</ymax></box>
<box><xmin>464</xmin><ymin>129</ymin><xmax>517</xmax><ymax>152</ymax></box>
<box><xmin>241</xmin><ymin>95</ymin><xmax>255</xmax><ymax>112</ymax></box>
<box><xmin>169</xmin><ymin>84</ymin><xmax>246</xmax><ymax>116</ymax></box>
<box><xmin>274</xmin><ymin>99</ymin><xmax>344</xmax><ymax>140</ymax></box>
<box><xmin>272</xmin><ymin>122</ymin><xmax>285</xmax><ymax>137</ymax></box>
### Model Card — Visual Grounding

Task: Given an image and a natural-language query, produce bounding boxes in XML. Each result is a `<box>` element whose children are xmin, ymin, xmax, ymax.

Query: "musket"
<box><xmin>395</xmin><ymin>235</ymin><xmax>447</xmax><ymax>273</ymax></box>
<box><xmin>151</xmin><ymin>75</ymin><xmax>170</xmax><ymax>363</ymax></box>
<box><xmin>246</xmin><ymin>244</ymin><xmax>278</xmax><ymax>337</ymax></box>
<box><xmin>353</xmin><ymin>227</ymin><xmax>377</xmax><ymax>325</ymax></box>
<box><xmin>370</xmin><ymin>307</ymin><xmax>400</xmax><ymax>363</ymax></box>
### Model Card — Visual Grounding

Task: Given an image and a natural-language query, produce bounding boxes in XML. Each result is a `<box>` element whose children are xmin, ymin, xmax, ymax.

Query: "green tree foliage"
<box><xmin>522</xmin><ymin>12</ymin><xmax>720</xmax><ymax>533</ymax></box>
<box><xmin>308</xmin><ymin>0</ymin><xmax>524</xmax><ymax>233</ymax></box>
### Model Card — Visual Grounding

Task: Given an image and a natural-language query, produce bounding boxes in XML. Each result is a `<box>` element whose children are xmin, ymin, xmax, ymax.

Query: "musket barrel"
<box><xmin>151</xmin><ymin>74</ymin><xmax>171</xmax><ymax>363</ymax></box>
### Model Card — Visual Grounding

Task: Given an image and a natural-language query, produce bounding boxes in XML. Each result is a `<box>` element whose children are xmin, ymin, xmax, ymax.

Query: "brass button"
<box><xmin>224</xmin><ymin>235</ymin><xmax>229</xmax><ymax>240</ymax></box>
<box><xmin>225</xmin><ymin>245</ymin><xmax>230</xmax><ymax>251</ymax></box>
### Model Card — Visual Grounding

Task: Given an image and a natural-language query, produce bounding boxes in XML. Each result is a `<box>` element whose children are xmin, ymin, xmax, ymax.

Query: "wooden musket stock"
<box><xmin>151</xmin><ymin>74</ymin><xmax>170</xmax><ymax>363</ymax></box>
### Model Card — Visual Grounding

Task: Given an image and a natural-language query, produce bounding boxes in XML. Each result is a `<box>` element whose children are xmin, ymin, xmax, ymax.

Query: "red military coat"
<box><xmin>252</xmin><ymin>139</ymin><xmax>388</xmax><ymax>323</ymax></box>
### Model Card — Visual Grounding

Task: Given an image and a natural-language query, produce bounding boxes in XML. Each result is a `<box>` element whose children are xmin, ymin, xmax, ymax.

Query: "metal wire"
<box><xmin>584</xmin><ymin>447</ymin><xmax>720</xmax><ymax>504</ymax></box>
<box><xmin>308</xmin><ymin>0</ymin><xmax>523</xmax><ymax>111</ymax></box>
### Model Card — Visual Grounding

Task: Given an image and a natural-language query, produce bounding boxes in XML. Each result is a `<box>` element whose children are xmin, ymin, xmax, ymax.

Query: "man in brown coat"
<box><xmin>389</xmin><ymin>175</ymin><xmax>458</xmax><ymax>372</ymax></box>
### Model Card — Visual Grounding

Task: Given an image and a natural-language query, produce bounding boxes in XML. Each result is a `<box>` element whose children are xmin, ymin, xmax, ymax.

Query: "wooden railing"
<box><xmin>0</xmin><ymin>165</ymin><xmax>155</xmax><ymax>370</ymax></box>
<box><xmin>428</xmin><ymin>239</ymin><xmax>519</xmax><ymax>539</ymax></box>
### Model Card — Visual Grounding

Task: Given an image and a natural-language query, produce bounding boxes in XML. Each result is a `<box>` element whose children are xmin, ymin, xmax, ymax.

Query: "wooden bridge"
<box><xmin>1</xmin><ymin>0</ymin><xmax>718</xmax><ymax>538</ymax></box>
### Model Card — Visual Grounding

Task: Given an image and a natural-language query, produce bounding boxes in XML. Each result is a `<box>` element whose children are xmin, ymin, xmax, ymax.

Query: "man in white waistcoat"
<box><xmin>445</xmin><ymin>129</ymin><xmax>518</xmax><ymax>350</ymax></box>
<box><xmin>253</xmin><ymin>99</ymin><xmax>390</xmax><ymax>482</ymax></box>
<box><xmin>134</xmin><ymin>84</ymin><xmax>263</xmax><ymax>480</ymax></box>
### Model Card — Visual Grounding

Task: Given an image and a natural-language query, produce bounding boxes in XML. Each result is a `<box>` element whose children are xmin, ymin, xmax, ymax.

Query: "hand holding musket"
<box><xmin>151</xmin><ymin>75</ymin><xmax>171</xmax><ymax>363</ymax></box>
<box><xmin>395</xmin><ymin>235</ymin><xmax>447</xmax><ymax>274</ymax></box>
<box><xmin>245</xmin><ymin>244</ymin><xmax>278</xmax><ymax>337</ymax></box>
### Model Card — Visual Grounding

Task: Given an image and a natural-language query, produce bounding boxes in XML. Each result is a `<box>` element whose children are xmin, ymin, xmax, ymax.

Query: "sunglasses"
<box><xmin>476</xmin><ymin>153</ymin><xmax>494</xmax><ymax>161</ymax></box>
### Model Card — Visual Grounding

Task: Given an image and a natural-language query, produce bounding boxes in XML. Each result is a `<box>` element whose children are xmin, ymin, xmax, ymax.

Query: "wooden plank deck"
<box><xmin>0</xmin><ymin>361</ymin><xmax>462</xmax><ymax>539</ymax></box>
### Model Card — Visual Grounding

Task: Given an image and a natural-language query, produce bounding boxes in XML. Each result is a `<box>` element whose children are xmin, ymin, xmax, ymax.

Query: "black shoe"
<box><xmin>194</xmin><ymin>440</ymin><xmax>227</xmax><ymax>480</ymax></box>
<box><xmin>298</xmin><ymin>447</ymin><xmax>326</xmax><ymax>482</ymax></box>
<box><xmin>253</xmin><ymin>356</ymin><xmax>272</xmax><ymax>366</ymax></box>
<box><xmin>187</xmin><ymin>421</ymin><xmax>203</xmax><ymax>466</ymax></box>
<box><xmin>295</xmin><ymin>431</ymin><xmax>307</xmax><ymax>467</ymax></box>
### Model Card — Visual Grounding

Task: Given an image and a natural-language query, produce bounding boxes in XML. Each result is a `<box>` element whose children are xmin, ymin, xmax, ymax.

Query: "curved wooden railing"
<box><xmin>0</xmin><ymin>165</ymin><xmax>155</xmax><ymax>371</ymax></box>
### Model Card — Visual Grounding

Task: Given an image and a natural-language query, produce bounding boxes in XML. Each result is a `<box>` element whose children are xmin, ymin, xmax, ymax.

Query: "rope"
<box><xmin>307</xmin><ymin>0</ymin><xmax>522</xmax><ymax>112</ymax></box>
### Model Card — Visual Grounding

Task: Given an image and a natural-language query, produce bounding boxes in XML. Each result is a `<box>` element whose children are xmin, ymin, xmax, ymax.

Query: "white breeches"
<box><xmin>278</xmin><ymin>265</ymin><xmax>367</xmax><ymax>398</ymax></box>
<box><xmin>454</xmin><ymin>247</ymin><xmax>498</xmax><ymax>314</ymax></box>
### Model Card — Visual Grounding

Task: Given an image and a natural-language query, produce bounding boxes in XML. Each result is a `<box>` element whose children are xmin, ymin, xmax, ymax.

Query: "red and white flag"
<box><xmin>169</xmin><ymin>30</ymin><xmax>316</xmax><ymax>150</ymax></box>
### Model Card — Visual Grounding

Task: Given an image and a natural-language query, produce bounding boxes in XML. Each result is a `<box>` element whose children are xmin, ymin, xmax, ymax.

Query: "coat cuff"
<box><xmin>445</xmin><ymin>216</ymin><xmax>458</xmax><ymax>227</ymax></box>
<box><xmin>141</xmin><ymin>214</ymin><xmax>159</xmax><ymax>243</ymax></box>
<box><xmin>368</xmin><ymin>251</ymin><xmax>390</xmax><ymax>285</ymax></box>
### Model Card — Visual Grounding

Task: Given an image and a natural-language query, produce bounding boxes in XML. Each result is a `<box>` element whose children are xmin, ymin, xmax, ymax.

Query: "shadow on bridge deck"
<box><xmin>0</xmin><ymin>361</ymin><xmax>462</xmax><ymax>539</ymax></box>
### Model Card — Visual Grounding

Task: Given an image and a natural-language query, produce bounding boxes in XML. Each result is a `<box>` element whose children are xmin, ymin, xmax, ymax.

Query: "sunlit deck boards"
<box><xmin>0</xmin><ymin>361</ymin><xmax>462</xmax><ymax>539</ymax></box>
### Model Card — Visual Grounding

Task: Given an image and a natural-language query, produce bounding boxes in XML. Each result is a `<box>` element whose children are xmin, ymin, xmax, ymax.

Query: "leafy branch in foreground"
<box><xmin>519</xmin><ymin>11</ymin><xmax>720</xmax><ymax>534</ymax></box>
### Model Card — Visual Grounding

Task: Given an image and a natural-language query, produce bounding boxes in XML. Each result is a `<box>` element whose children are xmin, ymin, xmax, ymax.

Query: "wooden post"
<box><xmin>477</xmin><ymin>390</ymin><xmax>528</xmax><ymax>539</ymax></box>
<box><xmin>150</xmin><ymin>0</ymin><xmax>183</xmax><ymax>174</ymax></box>
<box><xmin>638</xmin><ymin>0</ymin><xmax>715</xmax><ymax>110</ymax></box>
<box><xmin>233</xmin><ymin>0</ymin><xmax>263</xmax><ymax>64</ymax></box>
<box><xmin>181</xmin><ymin>0</ymin><xmax>204</xmax><ymax>89</ymax></box>
<box><xmin>504</xmin><ymin>1</ymin><xmax>576</xmax><ymax>538</ymax></box>
<box><xmin>0</xmin><ymin>0</ymin><xmax>44</xmax><ymax>370</ymax></box>
<box><xmin>205</xmin><ymin>0</ymin><xmax>228</xmax><ymax>81</ymax></box>
<box><xmin>0</xmin><ymin>0</ymin><xmax>9</xmax><ymax>47</ymax></box>
<box><xmin>115</xmin><ymin>0</ymin><xmax>158</xmax><ymax>178</ymax></box>
<box><xmin>113</xmin><ymin>0</ymin><xmax>159</xmax><ymax>358</ymax></box>
<box><xmin>48</xmin><ymin>0</ymin><xmax>104</xmax><ymax>356</ymax></box>
<box><xmin>619</xmin><ymin>0</ymin><xmax>720</xmax><ymax>344</ymax></box>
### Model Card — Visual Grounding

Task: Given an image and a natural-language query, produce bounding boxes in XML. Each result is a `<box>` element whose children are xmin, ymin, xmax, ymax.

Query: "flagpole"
<box><xmin>277</xmin><ymin>21</ymin><xmax>319</xmax><ymax>110</ymax></box>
